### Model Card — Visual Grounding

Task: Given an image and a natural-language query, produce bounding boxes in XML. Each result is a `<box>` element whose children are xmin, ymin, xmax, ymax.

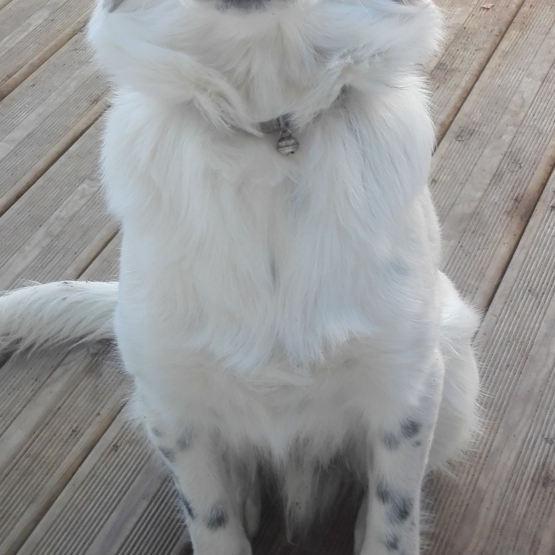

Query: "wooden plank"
<box><xmin>0</xmin><ymin>0</ymin><xmax>93</xmax><ymax>100</ymax></box>
<box><xmin>0</xmin><ymin>121</ymin><xmax>117</xmax><ymax>290</ymax></box>
<box><xmin>0</xmin><ymin>0</ymin><xmax>16</xmax><ymax>11</ymax></box>
<box><xmin>17</xmin><ymin>413</ymin><xmax>190</xmax><ymax>555</ymax></box>
<box><xmin>431</xmin><ymin>0</ymin><xmax>555</xmax><ymax>310</ymax></box>
<box><xmin>0</xmin><ymin>117</ymin><xmax>118</xmax><ymax>553</ymax></box>
<box><xmin>0</xmin><ymin>242</ymin><xmax>123</xmax><ymax>555</ymax></box>
<box><xmin>0</xmin><ymin>347</ymin><xmax>127</xmax><ymax>555</ymax></box>
<box><xmin>0</xmin><ymin>31</ymin><xmax>108</xmax><ymax>216</ymax></box>
<box><xmin>431</xmin><ymin>0</ymin><xmax>526</xmax><ymax>139</ymax></box>
<box><xmin>0</xmin><ymin>238</ymin><xmax>120</xmax><ymax>465</ymax></box>
<box><xmin>79</xmin><ymin>233</ymin><xmax>121</xmax><ymax>282</ymax></box>
<box><xmin>426</xmin><ymin>169</ymin><xmax>555</xmax><ymax>555</ymax></box>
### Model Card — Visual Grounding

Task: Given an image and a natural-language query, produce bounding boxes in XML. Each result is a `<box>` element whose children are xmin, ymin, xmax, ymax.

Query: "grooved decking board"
<box><xmin>0</xmin><ymin>234</ymin><xmax>124</xmax><ymax>555</ymax></box>
<box><xmin>0</xmin><ymin>0</ymin><xmax>93</xmax><ymax>99</ymax></box>
<box><xmin>431</xmin><ymin>0</ymin><xmax>555</xmax><ymax>311</ymax></box>
<box><xmin>0</xmin><ymin>120</ymin><xmax>117</xmax><ymax>290</ymax></box>
<box><xmin>427</xmin><ymin>169</ymin><xmax>555</xmax><ymax>555</ymax></box>
<box><xmin>0</xmin><ymin>348</ymin><xmax>126</xmax><ymax>555</ymax></box>
<box><xmin>0</xmin><ymin>30</ymin><xmax>108</xmax><ymax>215</ymax></box>
<box><xmin>81</xmin><ymin>233</ymin><xmax>121</xmax><ymax>280</ymax></box>
<box><xmin>18</xmin><ymin>414</ymin><xmax>190</xmax><ymax>555</ymax></box>
<box><xmin>431</xmin><ymin>0</ymin><xmax>526</xmax><ymax>139</ymax></box>
<box><xmin>9</xmin><ymin>238</ymin><xmax>190</xmax><ymax>555</ymax></box>
<box><xmin>0</xmin><ymin>0</ymin><xmax>15</xmax><ymax>12</ymax></box>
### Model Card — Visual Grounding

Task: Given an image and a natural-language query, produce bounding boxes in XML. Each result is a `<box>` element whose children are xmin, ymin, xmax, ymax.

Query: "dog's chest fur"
<box><xmin>103</xmin><ymin>91</ymin><xmax>440</xmax><ymax>472</ymax></box>
<box><xmin>106</xmin><ymin>89</ymin><xmax>438</xmax><ymax>372</ymax></box>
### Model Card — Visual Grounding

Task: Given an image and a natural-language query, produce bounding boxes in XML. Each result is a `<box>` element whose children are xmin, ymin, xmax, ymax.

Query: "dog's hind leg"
<box><xmin>428</xmin><ymin>272</ymin><xmax>481</xmax><ymax>470</ymax></box>
<box><xmin>137</xmin><ymin>393</ymin><xmax>253</xmax><ymax>555</ymax></box>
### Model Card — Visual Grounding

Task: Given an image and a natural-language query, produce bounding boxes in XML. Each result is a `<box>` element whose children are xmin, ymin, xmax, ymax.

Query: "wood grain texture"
<box><xmin>432</xmin><ymin>0</ymin><xmax>555</xmax><ymax>310</ymax></box>
<box><xmin>0</xmin><ymin>347</ymin><xmax>126</xmax><ymax>555</ymax></box>
<box><xmin>0</xmin><ymin>121</ymin><xmax>117</xmax><ymax>290</ymax></box>
<box><xmin>0</xmin><ymin>232</ymin><xmax>191</xmax><ymax>555</ymax></box>
<box><xmin>18</xmin><ymin>414</ymin><xmax>190</xmax><ymax>555</ymax></box>
<box><xmin>0</xmin><ymin>0</ymin><xmax>16</xmax><ymax>12</ymax></box>
<box><xmin>431</xmin><ymin>0</ymin><xmax>526</xmax><ymax>139</ymax></box>
<box><xmin>0</xmin><ymin>0</ymin><xmax>93</xmax><ymax>100</ymax></box>
<box><xmin>427</xmin><ymin>169</ymin><xmax>555</xmax><ymax>555</ymax></box>
<box><xmin>0</xmin><ymin>30</ymin><xmax>108</xmax><ymax>215</ymax></box>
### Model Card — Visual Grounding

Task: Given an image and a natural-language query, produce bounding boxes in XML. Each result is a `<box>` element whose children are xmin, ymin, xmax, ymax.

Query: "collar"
<box><xmin>258</xmin><ymin>115</ymin><xmax>299</xmax><ymax>155</ymax></box>
<box><xmin>255</xmin><ymin>86</ymin><xmax>348</xmax><ymax>156</ymax></box>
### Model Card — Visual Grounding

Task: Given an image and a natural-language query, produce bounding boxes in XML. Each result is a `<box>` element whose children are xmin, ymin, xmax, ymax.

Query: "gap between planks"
<box><xmin>427</xmin><ymin>166</ymin><xmax>555</xmax><ymax>555</ymax></box>
<box><xmin>0</xmin><ymin>0</ymin><xmax>94</xmax><ymax>101</ymax></box>
<box><xmin>0</xmin><ymin>30</ymin><xmax>109</xmax><ymax>217</ymax></box>
<box><xmin>432</xmin><ymin>0</ymin><xmax>555</xmax><ymax>311</ymax></box>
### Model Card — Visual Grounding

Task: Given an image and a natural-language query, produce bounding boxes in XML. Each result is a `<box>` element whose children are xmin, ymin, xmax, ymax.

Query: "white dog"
<box><xmin>0</xmin><ymin>0</ymin><xmax>480</xmax><ymax>553</ymax></box>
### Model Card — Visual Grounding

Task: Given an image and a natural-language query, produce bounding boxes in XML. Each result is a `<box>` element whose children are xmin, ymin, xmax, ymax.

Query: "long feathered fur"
<box><xmin>0</xmin><ymin>1</ymin><xmax>480</xmax><ymax>553</ymax></box>
<box><xmin>0</xmin><ymin>281</ymin><xmax>117</xmax><ymax>352</ymax></box>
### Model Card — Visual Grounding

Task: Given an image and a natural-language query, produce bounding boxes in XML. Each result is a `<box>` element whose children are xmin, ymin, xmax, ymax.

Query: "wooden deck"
<box><xmin>1</xmin><ymin>0</ymin><xmax>555</xmax><ymax>553</ymax></box>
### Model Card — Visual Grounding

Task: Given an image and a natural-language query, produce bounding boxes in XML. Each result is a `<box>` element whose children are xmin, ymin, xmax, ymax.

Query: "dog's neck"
<box><xmin>255</xmin><ymin>86</ymin><xmax>348</xmax><ymax>154</ymax></box>
<box><xmin>179</xmin><ymin>3</ymin><xmax>355</xmax><ymax>128</ymax></box>
<box><xmin>89</xmin><ymin>0</ymin><xmax>441</xmax><ymax>133</ymax></box>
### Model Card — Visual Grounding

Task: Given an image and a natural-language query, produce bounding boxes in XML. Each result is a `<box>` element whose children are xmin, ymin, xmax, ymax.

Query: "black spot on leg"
<box><xmin>381</xmin><ymin>432</ymin><xmax>400</xmax><ymax>451</ymax></box>
<box><xmin>159</xmin><ymin>447</ymin><xmax>176</xmax><ymax>463</ymax></box>
<box><xmin>152</xmin><ymin>427</ymin><xmax>164</xmax><ymax>438</ymax></box>
<box><xmin>176</xmin><ymin>427</ymin><xmax>194</xmax><ymax>451</ymax></box>
<box><xmin>376</xmin><ymin>477</ymin><xmax>391</xmax><ymax>504</ymax></box>
<box><xmin>413</xmin><ymin>440</ymin><xmax>422</xmax><ymax>447</ymax></box>
<box><xmin>389</xmin><ymin>496</ymin><xmax>412</xmax><ymax>523</ymax></box>
<box><xmin>383</xmin><ymin>533</ymin><xmax>400</xmax><ymax>551</ymax></box>
<box><xmin>205</xmin><ymin>504</ymin><xmax>227</xmax><ymax>530</ymax></box>
<box><xmin>401</xmin><ymin>420</ymin><xmax>421</xmax><ymax>439</ymax></box>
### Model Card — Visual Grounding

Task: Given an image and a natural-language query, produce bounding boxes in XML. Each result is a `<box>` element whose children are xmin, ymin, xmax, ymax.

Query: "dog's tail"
<box><xmin>0</xmin><ymin>281</ymin><xmax>118</xmax><ymax>353</ymax></box>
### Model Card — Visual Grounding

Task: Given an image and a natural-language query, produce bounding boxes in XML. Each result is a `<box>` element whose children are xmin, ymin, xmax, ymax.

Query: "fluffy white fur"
<box><xmin>0</xmin><ymin>0</ymin><xmax>480</xmax><ymax>553</ymax></box>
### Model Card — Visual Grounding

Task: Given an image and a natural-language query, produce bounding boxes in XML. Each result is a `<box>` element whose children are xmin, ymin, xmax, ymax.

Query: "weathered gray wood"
<box><xmin>0</xmin><ymin>0</ymin><xmax>93</xmax><ymax>99</ymax></box>
<box><xmin>16</xmin><ymin>413</ymin><xmax>189</xmax><ymax>555</ymax></box>
<box><xmin>432</xmin><ymin>0</ymin><xmax>555</xmax><ymax>311</ymax></box>
<box><xmin>427</xmin><ymin>168</ymin><xmax>555</xmax><ymax>555</ymax></box>
<box><xmin>432</xmin><ymin>0</ymin><xmax>527</xmax><ymax>139</ymax></box>
<box><xmin>0</xmin><ymin>122</ymin><xmax>118</xmax><ymax>555</ymax></box>
<box><xmin>0</xmin><ymin>31</ymin><xmax>108</xmax><ymax>216</ymax></box>
<box><xmin>0</xmin><ymin>122</ymin><xmax>117</xmax><ymax>290</ymax></box>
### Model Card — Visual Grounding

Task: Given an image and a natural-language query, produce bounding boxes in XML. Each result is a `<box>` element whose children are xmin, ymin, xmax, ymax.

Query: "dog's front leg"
<box><xmin>138</xmin><ymin>395</ymin><xmax>253</xmax><ymax>555</ymax></box>
<box><xmin>356</xmin><ymin>355</ymin><xmax>444</xmax><ymax>555</ymax></box>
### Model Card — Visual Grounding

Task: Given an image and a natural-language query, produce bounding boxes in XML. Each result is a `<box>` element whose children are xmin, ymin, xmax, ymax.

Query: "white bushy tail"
<box><xmin>0</xmin><ymin>281</ymin><xmax>118</xmax><ymax>352</ymax></box>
